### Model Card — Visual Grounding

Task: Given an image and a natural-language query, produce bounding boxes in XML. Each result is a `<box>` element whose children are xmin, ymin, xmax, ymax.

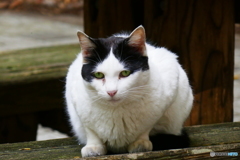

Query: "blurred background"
<box><xmin>0</xmin><ymin>0</ymin><xmax>239</xmax><ymax>143</ymax></box>
<box><xmin>0</xmin><ymin>0</ymin><xmax>84</xmax><ymax>142</ymax></box>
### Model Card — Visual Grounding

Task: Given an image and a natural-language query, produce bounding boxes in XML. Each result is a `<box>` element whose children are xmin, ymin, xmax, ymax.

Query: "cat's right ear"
<box><xmin>77</xmin><ymin>31</ymin><xmax>95</xmax><ymax>58</ymax></box>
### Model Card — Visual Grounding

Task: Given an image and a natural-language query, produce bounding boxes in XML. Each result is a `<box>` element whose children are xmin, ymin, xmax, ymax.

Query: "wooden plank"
<box><xmin>143</xmin><ymin>0</ymin><xmax>234</xmax><ymax>126</ymax></box>
<box><xmin>0</xmin><ymin>44</ymin><xmax>79</xmax><ymax>116</ymax></box>
<box><xmin>0</xmin><ymin>109</ymin><xmax>72</xmax><ymax>143</ymax></box>
<box><xmin>80</xmin><ymin>144</ymin><xmax>240</xmax><ymax>160</ymax></box>
<box><xmin>235</xmin><ymin>0</ymin><xmax>240</xmax><ymax>23</ymax></box>
<box><xmin>0</xmin><ymin>113</ymin><xmax>38</xmax><ymax>143</ymax></box>
<box><xmin>0</xmin><ymin>44</ymin><xmax>79</xmax><ymax>86</ymax></box>
<box><xmin>0</xmin><ymin>44</ymin><xmax>79</xmax><ymax>142</ymax></box>
<box><xmin>1</xmin><ymin>143</ymin><xmax>240</xmax><ymax>160</ymax></box>
<box><xmin>0</xmin><ymin>138</ymin><xmax>80</xmax><ymax>160</ymax></box>
<box><xmin>0</xmin><ymin>79</ymin><xmax>65</xmax><ymax>116</ymax></box>
<box><xmin>0</xmin><ymin>122</ymin><xmax>239</xmax><ymax>159</ymax></box>
<box><xmin>37</xmin><ymin>109</ymin><xmax>73</xmax><ymax>136</ymax></box>
<box><xmin>84</xmin><ymin>0</ymin><xmax>234</xmax><ymax>125</ymax></box>
<box><xmin>185</xmin><ymin>122</ymin><xmax>240</xmax><ymax>147</ymax></box>
<box><xmin>84</xmin><ymin>0</ymin><xmax>144</xmax><ymax>37</ymax></box>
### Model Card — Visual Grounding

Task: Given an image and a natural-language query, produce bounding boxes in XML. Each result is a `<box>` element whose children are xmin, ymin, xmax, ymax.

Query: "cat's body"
<box><xmin>65</xmin><ymin>26</ymin><xmax>193</xmax><ymax>157</ymax></box>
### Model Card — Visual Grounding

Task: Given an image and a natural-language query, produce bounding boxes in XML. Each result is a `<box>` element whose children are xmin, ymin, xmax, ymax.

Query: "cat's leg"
<box><xmin>81</xmin><ymin>128</ymin><xmax>107</xmax><ymax>157</ymax></box>
<box><xmin>128</xmin><ymin>128</ymin><xmax>153</xmax><ymax>153</ymax></box>
<box><xmin>162</xmin><ymin>87</ymin><xmax>193</xmax><ymax>135</ymax></box>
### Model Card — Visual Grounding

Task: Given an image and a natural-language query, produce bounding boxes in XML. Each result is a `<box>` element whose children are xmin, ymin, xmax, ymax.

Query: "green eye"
<box><xmin>120</xmin><ymin>70</ymin><xmax>131</xmax><ymax>77</ymax></box>
<box><xmin>93</xmin><ymin>72</ymin><xmax>104</xmax><ymax>79</ymax></box>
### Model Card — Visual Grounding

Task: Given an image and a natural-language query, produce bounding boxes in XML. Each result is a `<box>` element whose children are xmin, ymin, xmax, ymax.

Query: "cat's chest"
<box><xmin>79</xmin><ymin>99</ymin><xmax>163</xmax><ymax>147</ymax></box>
<box><xmin>83</xmin><ymin>103</ymin><xmax>154</xmax><ymax>130</ymax></box>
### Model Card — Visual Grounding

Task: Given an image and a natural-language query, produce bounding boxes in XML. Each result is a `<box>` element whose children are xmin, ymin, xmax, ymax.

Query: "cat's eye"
<box><xmin>93</xmin><ymin>72</ymin><xmax>105</xmax><ymax>79</ymax></box>
<box><xmin>119</xmin><ymin>70</ymin><xmax>131</xmax><ymax>78</ymax></box>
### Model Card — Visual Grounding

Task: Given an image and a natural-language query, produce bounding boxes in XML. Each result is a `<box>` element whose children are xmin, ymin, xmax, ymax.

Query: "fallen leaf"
<box><xmin>234</xmin><ymin>75</ymin><xmax>239</xmax><ymax>80</ymax></box>
<box><xmin>19</xmin><ymin>148</ymin><xmax>31</xmax><ymax>150</ymax></box>
<box><xmin>74</xmin><ymin>156</ymin><xmax>80</xmax><ymax>159</ymax></box>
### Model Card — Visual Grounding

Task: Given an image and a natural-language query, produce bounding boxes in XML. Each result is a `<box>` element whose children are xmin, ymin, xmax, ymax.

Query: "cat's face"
<box><xmin>78</xmin><ymin>26</ymin><xmax>150</xmax><ymax>104</ymax></box>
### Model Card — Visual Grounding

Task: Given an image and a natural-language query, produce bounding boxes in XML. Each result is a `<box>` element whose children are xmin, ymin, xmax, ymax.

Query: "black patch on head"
<box><xmin>112</xmin><ymin>37</ymin><xmax>149</xmax><ymax>73</ymax></box>
<box><xmin>81</xmin><ymin>38</ymin><xmax>110</xmax><ymax>82</ymax></box>
<box><xmin>81</xmin><ymin>36</ymin><xmax>149</xmax><ymax>82</ymax></box>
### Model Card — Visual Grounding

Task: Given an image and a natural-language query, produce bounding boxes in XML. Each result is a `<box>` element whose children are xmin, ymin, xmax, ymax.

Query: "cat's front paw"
<box><xmin>128</xmin><ymin>139</ymin><xmax>153</xmax><ymax>153</ymax></box>
<box><xmin>81</xmin><ymin>144</ymin><xmax>107</xmax><ymax>157</ymax></box>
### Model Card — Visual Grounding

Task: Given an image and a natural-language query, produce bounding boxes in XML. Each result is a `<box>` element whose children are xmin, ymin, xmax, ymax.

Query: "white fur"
<box><xmin>65</xmin><ymin>41</ymin><xmax>193</xmax><ymax>157</ymax></box>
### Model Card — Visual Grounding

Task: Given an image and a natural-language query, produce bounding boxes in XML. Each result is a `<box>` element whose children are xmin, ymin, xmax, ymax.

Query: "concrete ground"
<box><xmin>0</xmin><ymin>11</ymin><xmax>83</xmax><ymax>51</ymax></box>
<box><xmin>0</xmin><ymin>11</ymin><xmax>239</xmax><ymax>141</ymax></box>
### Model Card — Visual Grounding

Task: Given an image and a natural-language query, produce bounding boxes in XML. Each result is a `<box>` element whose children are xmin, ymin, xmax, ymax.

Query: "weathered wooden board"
<box><xmin>0</xmin><ymin>44</ymin><xmax>79</xmax><ymax>143</ymax></box>
<box><xmin>0</xmin><ymin>122</ymin><xmax>239</xmax><ymax>160</ymax></box>
<box><xmin>0</xmin><ymin>44</ymin><xmax>79</xmax><ymax>116</ymax></box>
<box><xmin>84</xmin><ymin>0</ymin><xmax>234</xmax><ymax>126</ymax></box>
<box><xmin>0</xmin><ymin>44</ymin><xmax>79</xmax><ymax>86</ymax></box>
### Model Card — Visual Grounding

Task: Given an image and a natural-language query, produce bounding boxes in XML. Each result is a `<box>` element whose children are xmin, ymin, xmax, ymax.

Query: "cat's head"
<box><xmin>77</xmin><ymin>26</ymin><xmax>150</xmax><ymax>105</ymax></box>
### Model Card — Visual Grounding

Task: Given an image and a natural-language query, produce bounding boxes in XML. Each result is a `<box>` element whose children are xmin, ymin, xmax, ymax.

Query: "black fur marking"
<box><xmin>113</xmin><ymin>38</ymin><xmax>149</xmax><ymax>73</ymax></box>
<box><xmin>150</xmin><ymin>129</ymin><xmax>190</xmax><ymax>151</ymax></box>
<box><xmin>81</xmin><ymin>38</ymin><xmax>110</xmax><ymax>82</ymax></box>
<box><xmin>81</xmin><ymin>36</ymin><xmax>149</xmax><ymax>82</ymax></box>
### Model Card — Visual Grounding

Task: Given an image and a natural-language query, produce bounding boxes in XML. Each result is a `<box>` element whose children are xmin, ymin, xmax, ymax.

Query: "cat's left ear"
<box><xmin>128</xmin><ymin>25</ymin><xmax>147</xmax><ymax>56</ymax></box>
<box><xmin>77</xmin><ymin>31</ymin><xmax>95</xmax><ymax>58</ymax></box>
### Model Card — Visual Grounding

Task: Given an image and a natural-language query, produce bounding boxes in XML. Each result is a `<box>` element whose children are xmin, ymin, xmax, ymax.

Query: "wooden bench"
<box><xmin>0</xmin><ymin>44</ymin><xmax>80</xmax><ymax>143</ymax></box>
<box><xmin>1</xmin><ymin>122</ymin><xmax>239</xmax><ymax>159</ymax></box>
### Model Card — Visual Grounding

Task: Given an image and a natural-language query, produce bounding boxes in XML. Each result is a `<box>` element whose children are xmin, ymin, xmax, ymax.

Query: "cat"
<box><xmin>65</xmin><ymin>25</ymin><xmax>193</xmax><ymax>157</ymax></box>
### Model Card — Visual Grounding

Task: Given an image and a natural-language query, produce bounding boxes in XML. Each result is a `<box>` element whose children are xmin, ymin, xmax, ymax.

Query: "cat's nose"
<box><xmin>107</xmin><ymin>90</ymin><xmax>117</xmax><ymax>97</ymax></box>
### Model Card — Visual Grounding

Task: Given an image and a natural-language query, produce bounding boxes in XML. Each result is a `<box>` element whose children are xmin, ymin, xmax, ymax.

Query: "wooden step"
<box><xmin>0</xmin><ymin>122</ymin><xmax>239</xmax><ymax>159</ymax></box>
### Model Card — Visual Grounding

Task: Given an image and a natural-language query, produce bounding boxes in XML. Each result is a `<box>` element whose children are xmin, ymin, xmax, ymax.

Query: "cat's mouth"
<box><xmin>109</xmin><ymin>98</ymin><xmax>121</xmax><ymax>103</ymax></box>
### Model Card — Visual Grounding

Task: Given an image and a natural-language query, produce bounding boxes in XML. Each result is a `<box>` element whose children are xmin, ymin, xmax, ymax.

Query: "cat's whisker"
<box><xmin>86</xmin><ymin>58</ymin><xmax>99</xmax><ymax>64</ymax></box>
<box><xmin>90</xmin><ymin>95</ymin><xmax>101</xmax><ymax>100</ymax></box>
<box><xmin>119</xmin><ymin>40</ymin><xmax>124</xmax><ymax>60</ymax></box>
<box><xmin>93</xmin><ymin>49</ymin><xmax>103</xmax><ymax>63</ymax></box>
<box><xmin>119</xmin><ymin>85</ymin><xmax>150</xmax><ymax>95</ymax></box>
<box><xmin>123</xmin><ymin>94</ymin><xmax>144</xmax><ymax>102</ymax></box>
<box><xmin>91</xmin><ymin>96</ymin><xmax>103</xmax><ymax>104</ymax></box>
<box><xmin>120</xmin><ymin>90</ymin><xmax>151</xmax><ymax>96</ymax></box>
<box><xmin>121</xmin><ymin>55</ymin><xmax>134</xmax><ymax>64</ymax></box>
<box><xmin>120</xmin><ymin>90</ymin><xmax>151</xmax><ymax>101</ymax></box>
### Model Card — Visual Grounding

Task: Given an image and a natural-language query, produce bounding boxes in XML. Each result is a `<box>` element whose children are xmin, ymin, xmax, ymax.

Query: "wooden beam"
<box><xmin>0</xmin><ymin>122</ymin><xmax>239</xmax><ymax>159</ymax></box>
<box><xmin>0</xmin><ymin>45</ymin><xmax>78</xmax><ymax>142</ymax></box>
<box><xmin>0</xmin><ymin>44</ymin><xmax>79</xmax><ymax>86</ymax></box>
<box><xmin>0</xmin><ymin>44</ymin><xmax>79</xmax><ymax>116</ymax></box>
<box><xmin>144</xmin><ymin>0</ymin><xmax>234</xmax><ymax>126</ymax></box>
<box><xmin>84</xmin><ymin>0</ymin><xmax>144</xmax><ymax>37</ymax></box>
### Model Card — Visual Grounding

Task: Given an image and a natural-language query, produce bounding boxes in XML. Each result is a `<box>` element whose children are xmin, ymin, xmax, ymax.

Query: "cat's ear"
<box><xmin>128</xmin><ymin>25</ymin><xmax>147</xmax><ymax>56</ymax></box>
<box><xmin>77</xmin><ymin>31</ymin><xmax>95</xmax><ymax>58</ymax></box>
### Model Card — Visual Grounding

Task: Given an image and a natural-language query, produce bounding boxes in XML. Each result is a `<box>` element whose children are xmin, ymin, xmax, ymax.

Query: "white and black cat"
<box><xmin>65</xmin><ymin>26</ymin><xmax>193</xmax><ymax>157</ymax></box>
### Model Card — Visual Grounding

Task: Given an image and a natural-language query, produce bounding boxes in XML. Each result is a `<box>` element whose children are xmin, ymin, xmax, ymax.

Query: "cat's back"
<box><xmin>65</xmin><ymin>54</ymin><xmax>86</xmax><ymax>101</ymax></box>
<box><xmin>146</xmin><ymin>44</ymin><xmax>180</xmax><ymax>83</ymax></box>
<box><xmin>146</xmin><ymin>44</ymin><xmax>178</xmax><ymax>68</ymax></box>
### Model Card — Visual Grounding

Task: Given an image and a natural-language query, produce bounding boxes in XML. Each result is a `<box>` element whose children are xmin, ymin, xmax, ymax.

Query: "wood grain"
<box><xmin>143</xmin><ymin>0</ymin><xmax>234</xmax><ymax>126</ymax></box>
<box><xmin>0</xmin><ymin>122</ymin><xmax>239</xmax><ymax>159</ymax></box>
<box><xmin>0</xmin><ymin>44</ymin><xmax>79</xmax><ymax>142</ymax></box>
<box><xmin>0</xmin><ymin>44</ymin><xmax>79</xmax><ymax>86</ymax></box>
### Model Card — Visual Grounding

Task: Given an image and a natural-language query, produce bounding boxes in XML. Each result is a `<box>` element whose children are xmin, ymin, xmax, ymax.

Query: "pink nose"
<box><xmin>107</xmin><ymin>90</ymin><xmax>117</xmax><ymax>97</ymax></box>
